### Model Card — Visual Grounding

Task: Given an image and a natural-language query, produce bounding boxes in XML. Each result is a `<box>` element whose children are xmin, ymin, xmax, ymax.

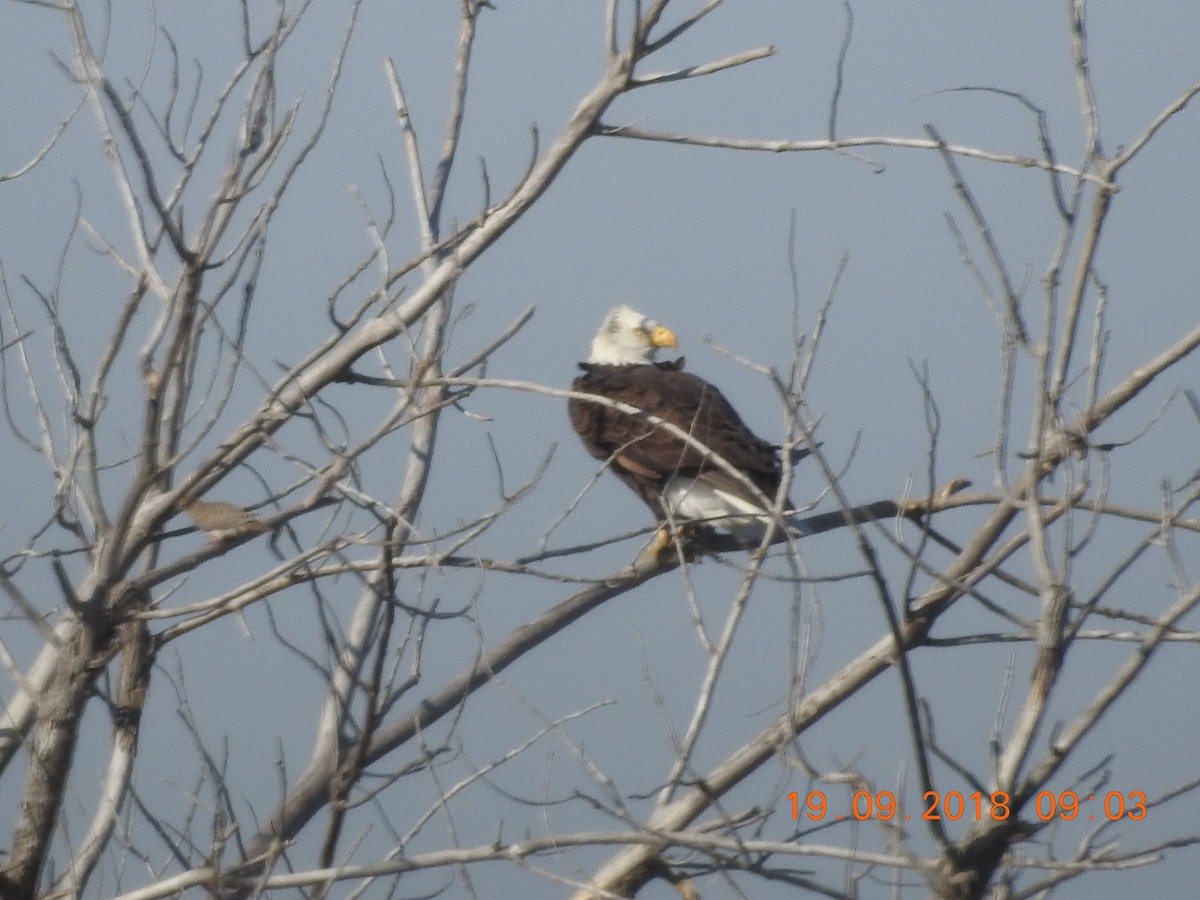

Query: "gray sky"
<box><xmin>2</xmin><ymin>1</ymin><xmax>1199</xmax><ymax>897</ymax></box>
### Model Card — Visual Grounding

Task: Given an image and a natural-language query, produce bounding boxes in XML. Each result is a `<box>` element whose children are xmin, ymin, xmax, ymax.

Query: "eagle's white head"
<box><xmin>586</xmin><ymin>305</ymin><xmax>679</xmax><ymax>365</ymax></box>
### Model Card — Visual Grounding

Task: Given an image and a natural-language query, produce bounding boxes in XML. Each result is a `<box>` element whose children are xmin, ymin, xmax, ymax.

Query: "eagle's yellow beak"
<box><xmin>649</xmin><ymin>325</ymin><xmax>678</xmax><ymax>349</ymax></box>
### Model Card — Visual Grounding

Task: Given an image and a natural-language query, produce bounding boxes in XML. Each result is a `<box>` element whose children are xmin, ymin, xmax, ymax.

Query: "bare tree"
<box><xmin>2</xmin><ymin>1</ymin><xmax>1198</xmax><ymax>898</ymax></box>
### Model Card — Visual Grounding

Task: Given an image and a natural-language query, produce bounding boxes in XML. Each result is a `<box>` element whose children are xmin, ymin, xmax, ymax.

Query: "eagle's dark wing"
<box><xmin>569</xmin><ymin>362</ymin><xmax>785</xmax><ymax>516</ymax></box>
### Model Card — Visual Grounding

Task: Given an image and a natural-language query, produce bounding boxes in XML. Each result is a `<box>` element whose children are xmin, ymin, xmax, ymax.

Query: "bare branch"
<box><xmin>595</xmin><ymin>124</ymin><xmax>1109</xmax><ymax>182</ymax></box>
<box><xmin>633</xmin><ymin>45</ymin><xmax>775</xmax><ymax>87</ymax></box>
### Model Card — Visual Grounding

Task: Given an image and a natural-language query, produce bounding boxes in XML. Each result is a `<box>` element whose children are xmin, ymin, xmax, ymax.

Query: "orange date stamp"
<box><xmin>787</xmin><ymin>790</ymin><xmax>1148</xmax><ymax>823</ymax></box>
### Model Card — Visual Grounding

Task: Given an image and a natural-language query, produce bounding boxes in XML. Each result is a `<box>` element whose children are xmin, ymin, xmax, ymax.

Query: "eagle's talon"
<box><xmin>646</xmin><ymin>523</ymin><xmax>705</xmax><ymax>564</ymax></box>
<box><xmin>649</xmin><ymin>526</ymin><xmax>673</xmax><ymax>560</ymax></box>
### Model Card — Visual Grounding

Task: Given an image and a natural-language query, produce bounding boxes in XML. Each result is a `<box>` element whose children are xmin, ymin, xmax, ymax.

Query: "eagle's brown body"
<box><xmin>568</xmin><ymin>358</ymin><xmax>789</xmax><ymax>522</ymax></box>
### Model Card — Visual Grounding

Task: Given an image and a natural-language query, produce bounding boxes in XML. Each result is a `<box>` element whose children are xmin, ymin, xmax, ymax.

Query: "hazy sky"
<box><xmin>2</xmin><ymin>2</ymin><xmax>1198</xmax><ymax>897</ymax></box>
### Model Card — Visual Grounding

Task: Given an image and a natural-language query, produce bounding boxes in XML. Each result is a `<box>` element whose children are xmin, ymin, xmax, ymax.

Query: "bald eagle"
<box><xmin>568</xmin><ymin>306</ymin><xmax>808</xmax><ymax>551</ymax></box>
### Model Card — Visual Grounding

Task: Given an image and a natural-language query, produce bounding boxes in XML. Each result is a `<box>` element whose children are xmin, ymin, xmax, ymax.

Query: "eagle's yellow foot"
<box><xmin>643</xmin><ymin>524</ymin><xmax>703</xmax><ymax>564</ymax></box>
<box><xmin>648</xmin><ymin>525</ymin><xmax>673</xmax><ymax>560</ymax></box>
